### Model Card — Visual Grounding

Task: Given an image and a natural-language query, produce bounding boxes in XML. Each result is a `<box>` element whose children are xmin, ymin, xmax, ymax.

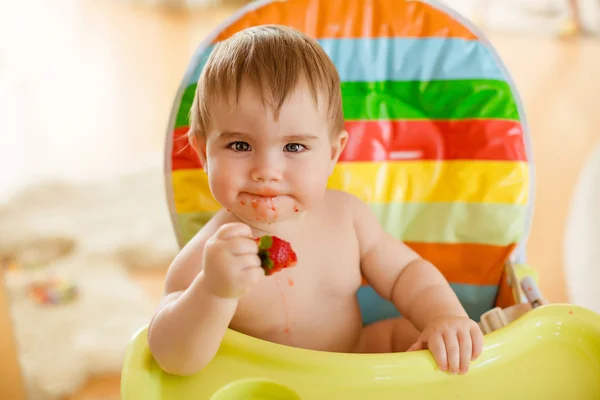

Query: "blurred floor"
<box><xmin>0</xmin><ymin>0</ymin><xmax>599</xmax><ymax>399</ymax></box>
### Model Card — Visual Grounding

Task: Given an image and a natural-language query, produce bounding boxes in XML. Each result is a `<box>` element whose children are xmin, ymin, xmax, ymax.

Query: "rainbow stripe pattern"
<box><xmin>165</xmin><ymin>0</ymin><xmax>531</xmax><ymax>323</ymax></box>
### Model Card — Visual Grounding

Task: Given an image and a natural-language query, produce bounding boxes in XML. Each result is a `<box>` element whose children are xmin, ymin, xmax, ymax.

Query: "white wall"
<box><xmin>564</xmin><ymin>142</ymin><xmax>600</xmax><ymax>314</ymax></box>
<box><xmin>438</xmin><ymin>0</ymin><xmax>600</xmax><ymax>35</ymax></box>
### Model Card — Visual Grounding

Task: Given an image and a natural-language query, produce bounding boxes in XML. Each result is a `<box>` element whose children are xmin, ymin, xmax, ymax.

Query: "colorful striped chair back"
<box><xmin>166</xmin><ymin>0</ymin><xmax>532</xmax><ymax>324</ymax></box>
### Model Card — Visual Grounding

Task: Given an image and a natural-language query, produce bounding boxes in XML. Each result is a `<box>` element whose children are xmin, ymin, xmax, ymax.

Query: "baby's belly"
<box><xmin>230</xmin><ymin>282</ymin><xmax>363</xmax><ymax>353</ymax></box>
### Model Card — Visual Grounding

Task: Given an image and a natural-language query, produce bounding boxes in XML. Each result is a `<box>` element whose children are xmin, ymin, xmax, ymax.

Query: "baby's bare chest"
<box><xmin>229</xmin><ymin>226</ymin><xmax>363</xmax><ymax>348</ymax></box>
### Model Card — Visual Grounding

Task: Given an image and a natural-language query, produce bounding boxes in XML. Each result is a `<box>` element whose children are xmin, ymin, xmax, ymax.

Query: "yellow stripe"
<box><xmin>171</xmin><ymin>161</ymin><xmax>529</xmax><ymax>213</ymax></box>
<box><xmin>171</xmin><ymin>169</ymin><xmax>221</xmax><ymax>213</ymax></box>
<box><xmin>329</xmin><ymin>161</ymin><xmax>529</xmax><ymax>205</ymax></box>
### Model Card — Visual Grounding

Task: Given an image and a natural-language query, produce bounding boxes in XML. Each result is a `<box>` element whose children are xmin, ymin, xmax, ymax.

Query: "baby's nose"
<box><xmin>251</xmin><ymin>167</ymin><xmax>282</xmax><ymax>182</ymax></box>
<box><xmin>250</xmin><ymin>156</ymin><xmax>283</xmax><ymax>182</ymax></box>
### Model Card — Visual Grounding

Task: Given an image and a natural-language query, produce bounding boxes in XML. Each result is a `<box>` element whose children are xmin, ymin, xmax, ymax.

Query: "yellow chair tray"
<box><xmin>122</xmin><ymin>304</ymin><xmax>600</xmax><ymax>399</ymax></box>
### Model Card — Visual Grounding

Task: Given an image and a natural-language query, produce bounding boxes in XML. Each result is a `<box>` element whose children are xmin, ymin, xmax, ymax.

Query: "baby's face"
<box><xmin>200</xmin><ymin>81</ymin><xmax>344</xmax><ymax>226</ymax></box>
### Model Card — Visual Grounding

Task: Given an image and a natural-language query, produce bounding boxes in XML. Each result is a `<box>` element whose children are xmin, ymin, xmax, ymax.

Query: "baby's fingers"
<box><xmin>471</xmin><ymin>324</ymin><xmax>484</xmax><ymax>360</ymax></box>
<box><xmin>407</xmin><ymin>341</ymin><xmax>424</xmax><ymax>352</ymax></box>
<box><xmin>243</xmin><ymin>265</ymin><xmax>266</xmax><ymax>285</ymax></box>
<box><xmin>443</xmin><ymin>331</ymin><xmax>460</xmax><ymax>374</ymax></box>
<box><xmin>458</xmin><ymin>329</ymin><xmax>472</xmax><ymax>374</ymax></box>
<box><xmin>427</xmin><ymin>334</ymin><xmax>447</xmax><ymax>372</ymax></box>
<box><xmin>216</xmin><ymin>222</ymin><xmax>253</xmax><ymax>239</ymax></box>
<box><xmin>239</xmin><ymin>253</ymin><xmax>262</xmax><ymax>269</ymax></box>
<box><xmin>227</xmin><ymin>237</ymin><xmax>259</xmax><ymax>256</ymax></box>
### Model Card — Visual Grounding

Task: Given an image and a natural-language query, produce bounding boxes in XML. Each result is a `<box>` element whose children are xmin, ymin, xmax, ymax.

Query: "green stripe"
<box><xmin>373</xmin><ymin>202</ymin><xmax>527</xmax><ymax>245</ymax></box>
<box><xmin>177</xmin><ymin>211</ymin><xmax>215</xmax><ymax>245</ymax></box>
<box><xmin>175</xmin><ymin>85</ymin><xmax>197</xmax><ymax>128</ymax></box>
<box><xmin>341</xmin><ymin>80</ymin><xmax>519</xmax><ymax>121</ymax></box>
<box><xmin>174</xmin><ymin>79</ymin><xmax>519</xmax><ymax>128</ymax></box>
<box><xmin>176</xmin><ymin>201</ymin><xmax>527</xmax><ymax>247</ymax></box>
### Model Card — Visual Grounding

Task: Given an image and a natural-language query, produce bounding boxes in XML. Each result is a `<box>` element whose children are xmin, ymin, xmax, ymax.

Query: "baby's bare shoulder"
<box><xmin>324</xmin><ymin>190</ymin><xmax>384</xmax><ymax>250</ymax></box>
<box><xmin>324</xmin><ymin>190</ymin><xmax>370</xmax><ymax>215</ymax></box>
<box><xmin>324</xmin><ymin>189</ymin><xmax>361</xmax><ymax>207</ymax></box>
<box><xmin>321</xmin><ymin>190</ymin><xmax>373</xmax><ymax>228</ymax></box>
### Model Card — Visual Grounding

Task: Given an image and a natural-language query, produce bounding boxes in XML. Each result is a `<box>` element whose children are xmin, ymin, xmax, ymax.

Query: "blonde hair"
<box><xmin>188</xmin><ymin>25</ymin><xmax>345</xmax><ymax>139</ymax></box>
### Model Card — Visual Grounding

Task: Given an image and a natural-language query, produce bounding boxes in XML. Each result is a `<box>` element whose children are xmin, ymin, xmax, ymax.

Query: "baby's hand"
<box><xmin>203</xmin><ymin>223</ymin><xmax>264</xmax><ymax>299</ymax></box>
<box><xmin>407</xmin><ymin>316</ymin><xmax>483</xmax><ymax>374</ymax></box>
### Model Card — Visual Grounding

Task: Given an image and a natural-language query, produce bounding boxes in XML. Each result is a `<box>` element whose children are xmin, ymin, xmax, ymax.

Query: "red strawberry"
<box><xmin>255</xmin><ymin>235</ymin><xmax>297</xmax><ymax>276</ymax></box>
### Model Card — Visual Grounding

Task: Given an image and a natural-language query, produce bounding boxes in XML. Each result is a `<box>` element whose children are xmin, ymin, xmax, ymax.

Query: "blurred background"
<box><xmin>0</xmin><ymin>0</ymin><xmax>598</xmax><ymax>399</ymax></box>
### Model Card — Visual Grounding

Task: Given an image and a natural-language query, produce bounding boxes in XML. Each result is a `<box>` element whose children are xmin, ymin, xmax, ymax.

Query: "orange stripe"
<box><xmin>406</xmin><ymin>242</ymin><xmax>515</xmax><ymax>286</ymax></box>
<box><xmin>359</xmin><ymin>242</ymin><xmax>514</xmax><ymax>287</ymax></box>
<box><xmin>213</xmin><ymin>0</ymin><xmax>477</xmax><ymax>43</ymax></box>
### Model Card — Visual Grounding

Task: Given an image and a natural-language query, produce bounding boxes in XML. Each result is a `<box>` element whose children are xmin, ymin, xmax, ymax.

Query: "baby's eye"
<box><xmin>284</xmin><ymin>143</ymin><xmax>306</xmax><ymax>153</ymax></box>
<box><xmin>228</xmin><ymin>141</ymin><xmax>251</xmax><ymax>152</ymax></box>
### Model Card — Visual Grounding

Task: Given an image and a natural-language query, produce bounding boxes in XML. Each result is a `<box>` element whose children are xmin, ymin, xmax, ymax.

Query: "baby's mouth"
<box><xmin>239</xmin><ymin>192</ymin><xmax>280</xmax><ymax>216</ymax></box>
<box><xmin>250</xmin><ymin>195</ymin><xmax>277</xmax><ymax>211</ymax></box>
<box><xmin>236</xmin><ymin>193</ymin><xmax>300</xmax><ymax>224</ymax></box>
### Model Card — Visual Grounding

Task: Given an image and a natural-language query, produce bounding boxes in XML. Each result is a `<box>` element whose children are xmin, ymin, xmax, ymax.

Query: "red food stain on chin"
<box><xmin>240</xmin><ymin>200</ymin><xmax>246</xmax><ymax>206</ymax></box>
<box><xmin>284</xmin><ymin>328</ymin><xmax>290</xmax><ymax>333</ymax></box>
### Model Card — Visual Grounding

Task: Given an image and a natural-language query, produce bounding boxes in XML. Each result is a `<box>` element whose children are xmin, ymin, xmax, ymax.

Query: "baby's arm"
<box><xmin>147</xmin><ymin>219</ymin><xmax>262</xmax><ymax>376</ymax></box>
<box><xmin>351</xmin><ymin>196</ymin><xmax>466</xmax><ymax>327</ymax></box>
<box><xmin>350</xmin><ymin>195</ymin><xmax>482</xmax><ymax>373</ymax></box>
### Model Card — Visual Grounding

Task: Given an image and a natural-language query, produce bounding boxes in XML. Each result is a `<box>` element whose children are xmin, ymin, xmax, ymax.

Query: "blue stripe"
<box><xmin>357</xmin><ymin>283</ymin><xmax>498</xmax><ymax>326</ymax></box>
<box><xmin>184</xmin><ymin>37</ymin><xmax>504</xmax><ymax>87</ymax></box>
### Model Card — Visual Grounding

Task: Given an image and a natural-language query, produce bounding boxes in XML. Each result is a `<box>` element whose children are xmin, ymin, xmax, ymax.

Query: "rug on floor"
<box><xmin>0</xmin><ymin>167</ymin><xmax>180</xmax><ymax>400</ymax></box>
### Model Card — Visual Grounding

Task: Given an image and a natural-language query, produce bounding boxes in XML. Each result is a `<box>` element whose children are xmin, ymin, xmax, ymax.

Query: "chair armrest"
<box><xmin>506</xmin><ymin>261</ymin><xmax>539</xmax><ymax>304</ymax></box>
<box><xmin>121</xmin><ymin>326</ymin><xmax>162</xmax><ymax>400</ymax></box>
<box><xmin>480</xmin><ymin>261</ymin><xmax>547</xmax><ymax>334</ymax></box>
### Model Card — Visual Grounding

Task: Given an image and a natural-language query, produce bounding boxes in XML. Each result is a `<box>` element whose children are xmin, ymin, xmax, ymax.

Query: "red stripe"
<box><xmin>172</xmin><ymin>127</ymin><xmax>202</xmax><ymax>170</ymax></box>
<box><xmin>170</xmin><ymin>120</ymin><xmax>527</xmax><ymax>170</ymax></box>
<box><xmin>339</xmin><ymin>120</ymin><xmax>526</xmax><ymax>162</ymax></box>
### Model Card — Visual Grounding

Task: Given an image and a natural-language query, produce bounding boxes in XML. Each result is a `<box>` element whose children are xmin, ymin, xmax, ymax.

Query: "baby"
<box><xmin>148</xmin><ymin>25</ymin><xmax>484</xmax><ymax>377</ymax></box>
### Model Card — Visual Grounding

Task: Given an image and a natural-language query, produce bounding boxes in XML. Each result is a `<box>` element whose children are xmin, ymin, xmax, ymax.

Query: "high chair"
<box><xmin>121</xmin><ymin>0</ymin><xmax>600</xmax><ymax>398</ymax></box>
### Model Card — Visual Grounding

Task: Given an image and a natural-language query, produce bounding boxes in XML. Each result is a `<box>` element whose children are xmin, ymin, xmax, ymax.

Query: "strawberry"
<box><xmin>255</xmin><ymin>235</ymin><xmax>297</xmax><ymax>276</ymax></box>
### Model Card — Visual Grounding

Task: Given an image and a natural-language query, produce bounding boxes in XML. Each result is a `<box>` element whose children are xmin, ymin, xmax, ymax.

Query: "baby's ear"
<box><xmin>189</xmin><ymin>133</ymin><xmax>208</xmax><ymax>172</ymax></box>
<box><xmin>330</xmin><ymin>130</ymin><xmax>349</xmax><ymax>166</ymax></box>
